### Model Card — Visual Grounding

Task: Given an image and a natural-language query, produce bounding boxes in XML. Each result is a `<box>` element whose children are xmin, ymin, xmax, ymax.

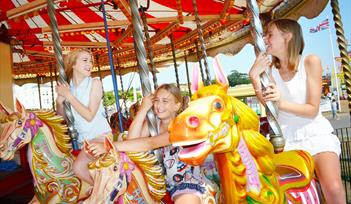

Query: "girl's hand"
<box><xmin>249</xmin><ymin>52</ymin><xmax>271</xmax><ymax>80</ymax></box>
<box><xmin>140</xmin><ymin>94</ymin><xmax>154</xmax><ymax>111</ymax></box>
<box><xmin>263</xmin><ymin>83</ymin><xmax>280</xmax><ymax>104</ymax></box>
<box><xmin>85</xmin><ymin>141</ymin><xmax>106</xmax><ymax>158</ymax></box>
<box><xmin>56</xmin><ymin>95</ymin><xmax>65</xmax><ymax>104</ymax></box>
<box><xmin>56</xmin><ymin>82</ymin><xmax>72</xmax><ymax>100</ymax></box>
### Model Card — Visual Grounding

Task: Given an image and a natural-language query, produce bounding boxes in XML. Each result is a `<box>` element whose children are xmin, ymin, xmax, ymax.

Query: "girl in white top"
<box><xmin>56</xmin><ymin>49</ymin><xmax>111</xmax><ymax>185</ymax></box>
<box><xmin>249</xmin><ymin>19</ymin><xmax>345</xmax><ymax>204</ymax></box>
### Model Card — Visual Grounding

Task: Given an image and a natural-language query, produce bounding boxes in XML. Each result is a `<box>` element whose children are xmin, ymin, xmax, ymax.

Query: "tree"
<box><xmin>104</xmin><ymin>91</ymin><xmax>116</xmax><ymax>107</ymax></box>
<box><xmin>227</xmin><ymin>70</ymin><xmax>251</xmax><ymax>87</ymax></box>
<box><xmin>103</xmin><ymin>88</ymin><xmax>142</xmax><ymax>107</ymax></box>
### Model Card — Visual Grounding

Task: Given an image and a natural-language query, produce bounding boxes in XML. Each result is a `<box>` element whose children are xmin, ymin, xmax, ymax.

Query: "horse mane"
<box><xmin>34</xmin><ymin>110</ymin><xmax>72</xmax><ymax>153</ymax></box>
<box><xmin>194</xmin><ymin>84</ymin><xmax>278</xmax><ymax>201</ymax></box>
<box><xmin>89</xmin><ymin>150</ymin><xmax>166</xmax><ymax>201</ymax></box>
<box><xmin>230</xmin><ymin>97</ymin><xmax>275</xmax><ymax>175</ymax></box>
<box><xmin>127</xmin><ymin>151</ymin><xmax>166</xmax><ymax>201</ymax></box>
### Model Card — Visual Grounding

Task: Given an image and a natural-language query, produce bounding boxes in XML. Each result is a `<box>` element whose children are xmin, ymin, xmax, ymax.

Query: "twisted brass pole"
<box><xmin>116</xmin><ymin>58</ymin><xmax>129</xmax><ymax>118</ymax></box>
<box><xmin>141</xmin><ymin>8</ymin><xmax>158</xmax><ymax>90</ymax></box>
<box><xmin>36</xmin><ymin>75</ymin><xmax>42</xmax><ymax>109</ymax></box>
<box><xmin>247</xmin><ymin>0</ymin><xmax>284</xmax><ymax>152</ymax></box>
<box><xmin>330</xmin><ymin>0</ymin><xmax>351</xmax><ymax>119</ymax></box>
<box><xmin>47</xmin><ymin>0</ymin><xmax>79</xmax><ymax>150</ymax></box>
<box><xmin>184</xmin><ymin>50</ymin><xmax>192</xmax><ymax>97</ymax></box>
<box><xmin>195</xmin><ymin>40</ymin><xmax>206</xmax><ymax>85</ymax></box>
<box><xmin>129</xmin><ymin>0</ymin><xmax>158</xmax><ymax>137</ymax></box>
<box><xmin>170</xmin><ymin>34</ymin><xmax>180</xmax><ymax>88</ymax></box>
<box><xmin>49</xmin><ymin>63</ymin><xmax>55</xmax><ymax>111</ymax></box>
<box><xmin>192</xmin><ymin>0</ymin><xmax>211</xmax><ymax>85</ymax></box>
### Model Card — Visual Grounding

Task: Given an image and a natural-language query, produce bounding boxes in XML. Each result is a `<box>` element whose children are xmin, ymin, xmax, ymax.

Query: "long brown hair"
<box><xmin>268</xmin><ymin>19</ymin><xmax>304</xmax><ymax>72</ymax></box>
<box><xmin>63</xmin><ymin>48</ymin><xmax>93</xmax><ymax>82</ymax></box>
<box><xmin>155</xmin><ymin>84</ymin><xmax>188</xmax><ymax>114</ymax></box>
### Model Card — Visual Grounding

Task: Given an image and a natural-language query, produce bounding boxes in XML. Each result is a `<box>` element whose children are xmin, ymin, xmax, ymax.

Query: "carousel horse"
<box><xmin>168</xmin><ymin>58</ymin><xmax>321</xmax><ymax>204</ymax></box>
<box><xmin>0</xmin><ymin>100</ymin><xmax>90</xmax><ymax>203</ymax></box>
<box><xmin>0</xmin><ymin>100</ymin><xmax>166</xmax><ymax>203</ymax></box>
<box><xmin>83</xmin><ymin>137</ymin><xmax>166</xmax><ymax>203</ymax></box>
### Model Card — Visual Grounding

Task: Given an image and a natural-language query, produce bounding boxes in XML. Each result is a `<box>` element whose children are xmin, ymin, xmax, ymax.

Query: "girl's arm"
<box><xmin>277</xmin><ymin>55</ymin><xmax>322</xmax><ymax>118</ymax></box>
<box><xmin>61</xmin><ymin>79</ymin><xmax>103</xmax><ymax>122</ymax></box>
<box><xmin>127</xmin><ymin>94</ymin><xmax>154</xmax><ymax>139</ymax></box>
<box><xmin>116</xmin><ymin>131</ymin><xmax>170</xmax><ymax>151</ymax></box>
<box><xmin>87</xmin><ymin>131</ymin><xmax>170</xmax><ymax>156</ymax></box>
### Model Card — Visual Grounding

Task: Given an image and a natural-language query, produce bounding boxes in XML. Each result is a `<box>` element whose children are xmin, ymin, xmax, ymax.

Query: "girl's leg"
<box><xmin>73</xmin><ymin>150</ymin><xmax>94</xmax><ymax>185</ymax></box>
<box><xmin>314</xmin><ymin>152</ymin><xmax>346</xmax><ymax>204</ymax></box>
<box><xmin>73</xmin><ymin>136</ymin><xmax>108</xmax><ymax>185</ymax></box>
<box><xmin>174</xmin><ymin>193</ymin><xmax>202</xmax><ymax>204</ymax></box>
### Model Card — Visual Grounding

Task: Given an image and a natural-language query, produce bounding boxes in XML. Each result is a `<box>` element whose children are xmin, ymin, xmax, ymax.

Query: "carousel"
<box><xmin>0</xmin><ymin>0</ymin><xmax>350</xmax><ymax>203</ymax></box>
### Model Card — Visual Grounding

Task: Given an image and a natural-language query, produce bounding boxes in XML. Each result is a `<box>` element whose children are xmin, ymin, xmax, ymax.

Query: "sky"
<box><xmin>102</xmin><ymin>0</ymin><xmax>351</xmax><ymax>93</ymax></box>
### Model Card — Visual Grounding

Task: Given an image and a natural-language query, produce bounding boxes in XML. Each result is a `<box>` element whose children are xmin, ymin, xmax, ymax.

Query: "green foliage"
<box><xmin>103</xmin><ymin>88</ymin><xmax>142</xmax><ymax>107</ymax></box>
<box><xmin>227</xmin><ymin>70</ymin><xmax>251</xmax><ymax>87</ymax></box>
<box><xmin>104</xmin><ymin>91</ymin><xmax>116</xmax><ymax>106</ymax></box>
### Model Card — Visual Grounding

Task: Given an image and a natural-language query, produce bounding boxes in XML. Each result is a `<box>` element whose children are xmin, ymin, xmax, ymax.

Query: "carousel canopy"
<box><xmin>0</xmin><ymin>0</ymin><xmax>328</xmax><ymax>85</ymax></box>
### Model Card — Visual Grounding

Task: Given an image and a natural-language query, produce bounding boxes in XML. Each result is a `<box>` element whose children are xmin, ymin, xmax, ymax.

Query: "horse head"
<box><xmin>86</xmin><ymin>136</ymin><xmax>166</xmax><ymax>203</ymax></box>
<box><xmin>85</xmin><ymin>137</ymin><xmax>128</xmax><ymax>203</ymax></box>
<box><xmin>169</xmin><ymin>58</ymin><xmax>318</xmax><ymax>203</ymax></box>
<box><xmin>0</xmin><ymin>100</ymin><xmax>34</xmax><ymax>160</ymax></box>
<box><xmin>169</xmin><ymin>57</ymin><xmax>262</xmax><ymax>165</ymax></box>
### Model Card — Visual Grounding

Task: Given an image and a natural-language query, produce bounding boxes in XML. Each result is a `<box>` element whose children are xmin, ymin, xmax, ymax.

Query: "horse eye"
<box><xmin>113</xmin><ymin>165</ymin><xmax>118</xmax><ymax>171</ymax></box>
<box><xmin>213</xmin><ymin>100</ymin><xmax>223</xmax><ymax>111</ymax></box>
<box><xmin>17</xmin><ymin>120</ymin><xmax>22</xmax><ymax>125</ymax></box>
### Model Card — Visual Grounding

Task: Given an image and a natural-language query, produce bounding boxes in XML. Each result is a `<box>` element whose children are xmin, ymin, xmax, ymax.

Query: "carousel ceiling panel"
<box><xmin>0</xmin><ymin>0</ymin><xmax>328</xmax><ymax>84</ymax></box>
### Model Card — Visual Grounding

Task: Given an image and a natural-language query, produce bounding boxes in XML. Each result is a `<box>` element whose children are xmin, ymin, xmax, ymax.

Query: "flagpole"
<box><xmin>327</xmin><ymin>16</ymin><xmax>341</xmax><ymax>111</ymax></box>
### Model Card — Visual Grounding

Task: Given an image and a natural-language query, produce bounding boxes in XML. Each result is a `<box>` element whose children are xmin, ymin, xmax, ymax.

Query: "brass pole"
<box><xmin>330</xmin><ymin>0</ymin><xmax>351</xmax><ymax>119</ymax></box>
<box><xmin>247</xmin><ymin>0</ymin><xmax>284</xmax><ymax>152</ymax></box>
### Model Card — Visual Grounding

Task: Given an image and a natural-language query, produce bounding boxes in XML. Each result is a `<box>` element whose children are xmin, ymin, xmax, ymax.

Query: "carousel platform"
<box><xmin>0</xmin><ymin>166</ymin><xmax>34</xmax><ymax>203</ymax></box>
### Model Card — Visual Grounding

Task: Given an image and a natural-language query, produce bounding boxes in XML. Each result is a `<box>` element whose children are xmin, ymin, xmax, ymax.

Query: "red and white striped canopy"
<box><xmin>0</xmin><ymin>0</ymin><xmax>327</xmax><ymax>83</ymax></box>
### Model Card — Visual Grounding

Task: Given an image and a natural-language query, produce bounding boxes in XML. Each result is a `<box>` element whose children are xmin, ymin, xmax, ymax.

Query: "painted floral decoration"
<box><xmin>24</xmin><ymin>112</ymin><xmax>43</xmax><ymax>137</ymax></box>
<box><xmin>119</xmin><ymin>152</ymin><xmax>135</xmax><ymax>182</ymax></box>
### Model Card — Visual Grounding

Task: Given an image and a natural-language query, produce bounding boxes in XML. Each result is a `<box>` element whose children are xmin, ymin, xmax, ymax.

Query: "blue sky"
<box><xmin>103</xmin><ymin>0</ymin><xmax>351</xmax><ymax>92</ymax></box>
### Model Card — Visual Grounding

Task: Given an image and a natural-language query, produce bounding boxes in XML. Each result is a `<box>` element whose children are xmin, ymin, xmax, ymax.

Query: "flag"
<box><xmin>309</xmin><ymin>27</ymin><xmax>318</xmax><ymax>33</ymax></box>
<box><xmin>309</xmin><ymin>18</ymin><xmax>329</xmax><ymax>33</ymax></box>
<box><xmin>318</xmin><ymin>18</ymin><xmax>329</xmax><ymax>30</ymax></box>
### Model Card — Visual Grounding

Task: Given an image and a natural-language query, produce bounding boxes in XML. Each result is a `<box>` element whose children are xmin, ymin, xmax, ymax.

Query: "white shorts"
<box><xmin>284</xmin><ymin>133</ymin><xmax>341</xmax><ymax>157</ymax></box>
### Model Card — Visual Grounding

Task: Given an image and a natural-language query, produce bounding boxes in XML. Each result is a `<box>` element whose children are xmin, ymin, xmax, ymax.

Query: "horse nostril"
<box><xmin>187</xmin><ymin>116</ymin><xmax>200</xmax><ymax>128</ymax></box>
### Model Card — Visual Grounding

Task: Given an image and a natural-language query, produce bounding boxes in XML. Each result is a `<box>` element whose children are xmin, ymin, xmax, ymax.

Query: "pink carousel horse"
<box><xmin>0</xmin><ymin>100</ymin><xmax>166</xmax><ymax>203</ymax></box>
<box><xmin>168</xmin><ymin>58</ymin><xmax>322</xmax><ymax>204</ymax></box>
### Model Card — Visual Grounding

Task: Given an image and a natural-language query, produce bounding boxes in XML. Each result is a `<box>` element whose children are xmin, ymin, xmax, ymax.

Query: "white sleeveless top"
<box><xmin>70</xmin><ymin>77</ymin><xmax>111</xmax><ymax>144</ymax></box>
<box><xmin>271</xmin><ymin>57</ymin><xmax>334</xmax><ymax>142</ymax></box>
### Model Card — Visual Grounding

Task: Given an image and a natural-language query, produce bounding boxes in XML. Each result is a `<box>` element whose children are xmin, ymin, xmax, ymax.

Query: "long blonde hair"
<box><xmin>64</xmin><ymin>48</ymin><xmax>93</xmax><ymax>82</ymax></box>
<box><xmin>268</xmin><ymin>19</ymin><xmax>304</xmax><ymax>72</ymax></box>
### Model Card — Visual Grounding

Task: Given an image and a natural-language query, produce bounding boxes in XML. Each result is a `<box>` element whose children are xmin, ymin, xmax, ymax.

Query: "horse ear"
<box><xmin>213</xmin><ymin>56</ymin><xmax>229</xmax><ymax>89</ymax></box>
<box><xmin>0</xmin><ymin>101</ymin><xmax>13</xmax><ymax>115</ymax></box>
<box><xmin>191</xmin><ymin>64</ymin><xmax>204</xmax><ymax>92</ymax></box>
<box><xmin>15</xmin><ymin>99</ymin><xmax>26</xmax><ymax>117</ymax></box>
<box><xmin>104</xmin><ymin>136</ymin><xmax>116</xmax><ymax>153</ymax></box>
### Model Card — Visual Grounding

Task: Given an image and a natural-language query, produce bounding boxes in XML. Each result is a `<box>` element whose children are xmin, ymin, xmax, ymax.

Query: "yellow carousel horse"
<box><xmin>0</xmin><ymin>100</ymin><xmax>166</xmax><ymax>203</ymax></box>
<box><xmin>168</xmin><ymin>58</ymin><xmax>321</xmax><ymax>204</ymax></box>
